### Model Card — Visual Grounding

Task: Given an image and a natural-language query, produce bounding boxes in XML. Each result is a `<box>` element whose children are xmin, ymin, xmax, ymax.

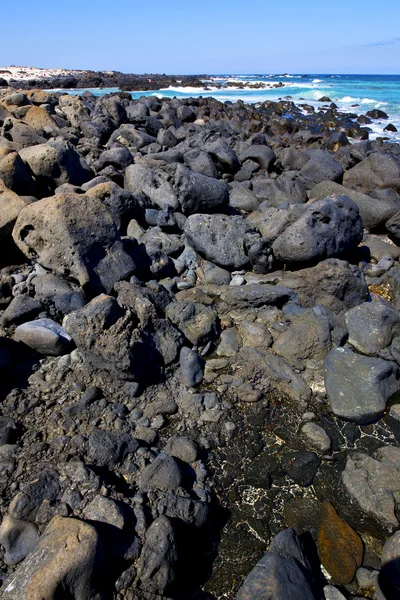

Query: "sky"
<box><xmin>2</xmin><ymin>0</ymin><xmax>400</xmax><ymax>74</ymax></box>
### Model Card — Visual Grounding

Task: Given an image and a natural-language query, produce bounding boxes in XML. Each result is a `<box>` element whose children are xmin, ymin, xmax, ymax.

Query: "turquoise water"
<box><xmin>51</xmin><ymin>74</ymin><xmax>400</xmax><ymax>141</ymax></box>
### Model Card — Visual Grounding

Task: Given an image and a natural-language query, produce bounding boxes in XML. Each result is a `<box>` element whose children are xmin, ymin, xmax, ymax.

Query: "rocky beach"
<box><xmin>0</xmin><ymin>79</ymin><xmax>400</xmax><ymax>600</ymax></box>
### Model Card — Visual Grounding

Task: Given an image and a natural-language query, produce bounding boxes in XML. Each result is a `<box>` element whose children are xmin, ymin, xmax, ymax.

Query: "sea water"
<box><xmin>52</xmin><ymin>74</ymin><xmax>400</xmax><ymax>142</ymax></box>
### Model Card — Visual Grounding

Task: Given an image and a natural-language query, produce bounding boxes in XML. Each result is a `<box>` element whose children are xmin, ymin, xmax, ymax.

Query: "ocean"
<box><xmin>55</xmin><ymin>73</ymin><xmax>400</xmax><ymax>142</ymax></box>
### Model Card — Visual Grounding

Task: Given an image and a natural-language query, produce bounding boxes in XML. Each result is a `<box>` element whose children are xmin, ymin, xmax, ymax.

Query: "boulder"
<box><xmin>239</xmin><ymin>144</ymin><xmax>276</xmax><ymax>171</ymax></box>
<box><xmin>166</xmin><ymin>300</ymin><xmax>218</xmax><ymax>346</ymax></box>
<box><xmin>272</xmin><ymin>195</ymin><xmax>363</xmax><ymax>264</ymax></box>
<box><xmin>0</xmin><ymin>514</ymin><xmax>39</xmax><ymax>566</ymax></box>
<box><xmin>385</xmin><ymin>210</ymin><xmax>400</xmax><ymax>244</ymax></box>
<box><xmin>184</xmin><ymin>214</ymin><xmax>248</xmax><ymax>269</ymax></box>
<box><xmin>23</xmin><ymin>106</ymin><xmax>59</xmax><ymax>131</ymax></box>
<box><xmin>88</xmin><ymin>428</ymin><xmax>139</xmax><ymax>468</ymax></box>
<box><xmin>343</xmin><ymin>152</ymin><xmax>400</xmax><ymax>193</ymax></box>
<box><xmin>13</xmin><ymin>193</ymin><xmax>135</xmax><ymax>294</ymax></box>
<box><xmin>345</xmin><ymin>302</ymin><xmax>400</xmax><ymax>355</ymax></box>
<box><xmin>299</xmin><ymin>150</ymin><xmax>344</xmax><ymax>187</ymax></box>
<box><xmin>136</xmin><ymin>516</ymin><xmax>178</xmax><ymax>594</ymax></box>
<box><xmin>205</xmin><ymin>139</ymin><xmax>241</xmax><ymax>173</ymax></box>
<box><xmin>174</xmin><ymin>163</ymin><xmax>229</xmax><ymax>214</ymax></box>
<box><xmin>140</xmin><ymin>454</ymin><xmax>184</xmax><ymax>492</ymax></box>
<box><xmin>19</xmin><ymin>138</ymin><xmax>92</xmax><ymax>190</ymax></box>
<box><xmin>311</xmin><ymin>180</ymin><xmax>399</xmax><ymax>231</ymax></box>
<box><xmin>324</xmin><ymin>347</ymin><xmax>398</xmax><ymax>424</ymax></box>
<box><xmin>0</xmin><ymin>150</ymin><xmax>37</xmax><ymax>196</ymax></box>
<box><xmin>1</xmin><ymin>516</ymin><xmax>106</xmax><ymax>600</ymax></box>
<box><xmin>0</xmin><ymin>180</ymin><xmax>33</xmax><ymax>242</ymax></box>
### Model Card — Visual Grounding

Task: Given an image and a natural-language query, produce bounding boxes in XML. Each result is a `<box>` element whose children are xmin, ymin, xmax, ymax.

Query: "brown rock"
<box><xmin>0</xmin><ymin>179</ymin><xmax>32</xmax><ymax>241</ymax></box>
<box><xmin>23</xmin><ymin>106</ymin><xmax>58</xmax><ymax>131</ymax></box>
<box><xmin>318</xmin><ymin>500</ymin><xmax>363</xmax><ymax>584</ymax></box>
<box><xmin>1</xmin><ymin>515</ymin><xmax>105</xmax><ymax>599</ymax></box>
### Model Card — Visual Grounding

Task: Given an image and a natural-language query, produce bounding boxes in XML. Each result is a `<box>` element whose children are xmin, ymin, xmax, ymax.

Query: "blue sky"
<box><xmin>2</xmin><ymin>0</ymin><xmax>400</xmax><ymax>73</ymax></box>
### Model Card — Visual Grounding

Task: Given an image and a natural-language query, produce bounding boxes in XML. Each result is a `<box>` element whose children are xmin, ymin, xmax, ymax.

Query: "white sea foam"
<box><xmin>312</xmin><ymin>79</ymin><xmax>323</xmax><ymax>83</ymax></box>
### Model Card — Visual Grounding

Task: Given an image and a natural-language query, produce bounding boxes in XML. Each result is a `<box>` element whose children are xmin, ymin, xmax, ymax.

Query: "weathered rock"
<box><xmin>0</xmin><ymin>179</ymin><xmax>33</xmax><ymax>242</ymax></box>
<box><xmin>342</xmin><ymin>446</ymin><xmax>400</xmax><ymax>531</ymax></box>
<box><xmin>239</xmin><ymin>144</ymin><xmax>276</xmax><ymax>171</ymax></box>
<box><xmin>87</xmin><ymin>429</ymin><xmax>139</xmax><ymax>468</ymax></box>
<box><xmin>83</xmin><ymin>495</ymin><xmax>128</xmax><ymax>529</ymax></box>
<box><xmin>299</xmin><ymin>150</ymin><xmax>344</xmax><ymax>186</ymax></box>
<box><xmin>164</xmin><ymin>436</ymin><xmax>200</xmax><ymax>463</ymax></box>
<box><xmin>166</xmin><ymin>300</ymin><xmax>218</xmax><ymax>346</ymax></box>
<box><xmin>9</xmin><ymin>469</ymin><xmax>60</xmax><ymax>521</ymax></box>
<box><xmin>343</xmin><ymin>152</ymin><xmax>400</xmax><ymax>193</ymax></box>
<box><xmin>140</xmin><ymin>454</ymin><xmax>184</xmax><ymax>492</ymax></box>
<box><xmin>174</xmin><ymin>163</ymin><xmax>229</xmax><ymax>214</ymax></box>
<box><xmin>301</xmin><ymin>422</ymin><xmax>331</xmax><ymax>454</ymax></box>
<box><xmin>324</xmin><ymin>347</ymin><xmax>398</xmax><ymax>424</ymax></box>
<box><xmin>377</xmin><ymin>530</ymin><xmax>400</xmax><ymax>600</ymax></box>
<box><xmin>179</xmin><ymin>346</ymin><xmax>204</xmax><ymax>387</ymax></box>
<box><xmin>0</xmin><ymin>294</ymin><xmax>42</xmax><ymax>328</ymax></box>
<box><xmin>281</xmin><ymin>451</ymin><xmax>321</xmax><ymax>487</ymax></box>
<box><xmin>136</xmin><ymin>516</ymin><xmax>178</xmax><ymax>594</ymax></box>
<box><xmin>1</xmin><ymin>516</ymin><xmax>106</xmax><ymax>600</ymax></box>
<box><xmin>345</xmin><ymin>302</ymin><xmax>400</xmax><ymax>355</ymax></box>
<box><xmin>318</xmin><ymin>500</ymin><xmax>363</xmax><ymax>584</ymax></box>
<box><xmin>13</xmin><ymin>193</ymin><xmax>135</xmax><ymax>294</ymax></box>
<box><xmin>272</xmin><ymin>195</ymin><xmax>363</xmax><ymax>264</ymax></box>
<box><xmin>311</xmin><ymin>180</ymin><xmax>399</xmax><ymax>231</ymax></box>
<box><xmin>184</xmin><ymin>214</ymin><xmax>249</xmax><ymax>269</ymax></box>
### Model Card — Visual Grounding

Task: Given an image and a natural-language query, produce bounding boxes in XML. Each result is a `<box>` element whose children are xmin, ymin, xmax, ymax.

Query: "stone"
<box><xmin>299</xmin><ymin>149</ymin><xmax>344</xmax><ymax>186</ymax></box>
<box><xmin>385</xmin><ymin>210</ymin><xmax>400</xmax><ymax>244</ymax></box>
<box><xmin>318</xmin><ymin>500</ymin><xmax>363</xmax><ymax>584</ymax></box>
<box><xmin>301</xmin><ymin>422</ymin><xmax>331</xmax><ymax>454</ymax></box>
<box><xmin>0</xmin><ymin>180</ymin><xmax>33</xmax><ymax>242</ymax></box>
<box><xmin>184</xmin><ymin>213</ymin><xmax>249</xmax><ymax>270</ymax></box>
<box><xmin>83</xmin><ymin>495</ymin><xmax>128</xmax><ymax>529</ymax></box>
<box><xmin>272</xmin><ymin>195</ymin><xmax>363</xmax><ymax>264</ymax></box>
<box><xmin>239</xmin><ymin>144</ymin><xmax>276</xmax><ymax>171</ymax></box>
<box><xmin>9</xmin><ymin>469</ymin><xmax>60</xmax><ymax>521</ymax></box>
<box><xmin>281</xmin><ymin>451</ymin><xmax>321</xmax><ymax>487</ymax></box>
<box><xmin>166</xmin><ymin>300</ymin><xmax>218</xmax><ymax>346</ymax></box>
<box><xmin>323</xmin><ymin>585</ymin><xmax>347</xmax><ymax>600</ymax></box>
<box><xmin>173</xmin><ymin>163</ymin><xmax>229</xmax><ymax>214</ymax></box>
<box><xmin>88</xmin><ymin>429</ymin><xmax>139</xmax><ymax>468</ymax></box>
<box><xmin>1</xmin><ymin>516</ymin><xmax>106</xmax><ymax>600</ymax></box>
<box><xmin>33</xmin><ymin>273</ymin><xmax>85</xmax><ymax>315</ymax></box>
<box><xmin>14</xmin><ymin>318</ymin><xmax>72</xmax><ymax>355</ymax></box>
<box><xmin>164</xmin><ymin>436</ymin><xmax>200</xmax><ymax>463</ymax></box>
<box><xmin>342</xmin><ymin>446</ymin><xmax>400</xmax><ymax>530</ymax></box>
<box><xmin>13</xmin><ymin>193</ymin><xmax>135</xmax><ymax>295</ymax></box>
<box><xmin>179</xmin><ymin>347</ymin><xmax>204</xmax><ymax>387</ymax></box>
<box><xmin>229</xmin><ymin>185</ymin><xmax>259</xmax><ymax>212</ymax></box>
<box><xmin>215</xmin><ymin>284</ymin><xmax>293</xmax><ymax>312</ymax></box>
<box><xmin>343</xmin><ymin>152</ymin><xmax>400</xmax><ymax>193</ymax></box>
<box><xmin>345</xmin><ymin>302</ymin><xmax>400</xmax><ymax>355</ymax></box>
<box><xmin>216</xmin><ymin>327</ymin><xmax>241</xmax><ymax>356</ymax></box>
<box><xmin>0</xmin><ymin>514</ymin><xmax>39</xmax><ymax>566</ymax></box>
<box><xmin>0</xmin><ymin>294</ymin><xmax>42</xmax><ymax>328</ymax></box>
<box><xmin>237</xmin><ymin>528</ymin><xmax>320</xmax><ymax>600</ymax></box>
<box><xmin>136</xmin><ymin>516</ymin><xmax>178</xmax><ymax>594</ymax></box>
<box><xmin>311</xmin><ymin>180</ymin><xmax>399</xmax><ymax>231</ymax></box>
<box><xmin>140</xmin><ymin>453</ymin><xmax>184</xmax><ymax>492</ymax></box>
<box><xmin>377</xmin><ymin>531</ymin><xmax>400</xmax><ymax>600</ymax></box>
<box><xmin>324</xmin><ymin>347</ymin><xmax>398</xmax><ymax>424</ymax></box>
<box><xmin>0</xmin><ymin>150</ymin><xmax>37</xmax><ymax>196</ymax></box>
<box><xmin>19</xmin><ymin>138</ymin><xmax>92</xmax><ymax>189</ymax></box>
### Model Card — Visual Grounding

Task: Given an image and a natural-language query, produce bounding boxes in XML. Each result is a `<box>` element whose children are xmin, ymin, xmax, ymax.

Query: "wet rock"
<box><xmin>318</xmin><ymin>500</ymin><xmax>363</xmax><ymax>584</ymax></box>
<box><xmin>0</xmin><ymin>514</ymin><xmax>39</xmax><ymax>566</ymax></box>
<box><xmin>1</xmin><ymin>516</ymin><xmax>106</xmax><ymax>600</ymax></box>
<box><xmin>14</xmin><ymin>318</ymin><xmax>72</xmax><ymax>355</ymax></box>
<box><xmin>184</xmin><ymin>213</ymin><xmax>248</xmax><ymax>270</ymax></box>
<box><xmin>324</xmin><ymin>347</ymin><xmax>398</xmax><ymax>424</ymax></box>
<box><xmin>281</xmin><ymin>451</ymin><xmax>321</xmax><ymax>486</ymax></box>
<box><xmin>342</xmin><ymin>446</ymin><xmax>400</xmax><ymax>531</ymax></box>
<box><xmin>345</xmin><ymin>302</ymin><xmax>400</xmax><ymax>355</ymax></box>
<box><xmin>13</xmin><ymin>193</ymin><xmax>135</xmax><ymax>294</ymax></box>
<box><xmin>272</xmin><ymin>195</ymin><xmax>363</xmax><ymax>265</ymax></box>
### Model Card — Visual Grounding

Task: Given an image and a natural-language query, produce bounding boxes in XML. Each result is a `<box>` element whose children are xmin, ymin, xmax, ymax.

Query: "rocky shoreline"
<box><xmin>0</xmin><ymin>86</ymin><xmax>400</xmax><ymax>599</ymax></box>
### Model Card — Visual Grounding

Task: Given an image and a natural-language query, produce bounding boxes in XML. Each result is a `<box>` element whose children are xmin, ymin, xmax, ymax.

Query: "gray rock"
<box><xmin>324</xmin><ymin>347</ymin><xmax>398</xmax><ymax>423</ymax></box>
<box><xmin>239</xmin><ymin>144</ymin><xmax>276</xmax><ymax>171</ymax></box>
<box><xmin>88</xmin><ymin>429</ymin><xmax>139</xmax><ymax>468</ymax></box>
<box><xmin>125</xmin><ymin>163</ymin><xmax>179</xmax><ymax>210</ymax></box>
<box><xmin>164</xmin><ymin>436</ymin><xmax>200</xmax><ymax>463</ymax></box>
<box><xmin>14</xmin><ymin>318</ymin><xmax>72</xmax><ymax>355</ymax></box>
<box><xmin>0</xmin><ymin>514</ymin><xmax>39</xmax><ymax>566</ymax></box>
<box><xmin>166</xmin><ymin>300</ymin><xmax>218</xmax><ymax>346</ymax></box>
<box><xmin>0</xmin><ymin>295</ymin><xmax>42</xmax><ymax>328</ymax></box>
<box><xmin>343</xmin><ymin>151</ymin><xmax>400</xmax><ymax>193</ymax></box>
<box><xmin>237</xmin><ymin>528</ymin><xmax>320</xmax><ymax>600</ymax></box>
<box><xmin>33</xmin><ymin>273</ymin><xmax>85</xmax><ymax>315</ymax></box>
<box><xmin>301</xmin><ymin>422</ymin><xmax>331</xmax><ymax>454</ymax></box>
<box><xmin>385</xmin><ymin>210</ymin><xmax>400</xmax><ymax>244</ymax></box>
<box><xmin>229</xmin><ymin>185</ymin><xmax>259</xmax><ymax>212</ymax></box>
<box><xmin>345</xmin><ymin>302</ymin><xmax>400</xmax><ymax>355</ymax></box>
<box><xmin>183</xmin><ymin>149</ymin><xmax>218</xmax><ymax>178</ymax></box>
<box><xmin>179</xmin><ymin>347</ymin><xmax>204</xmax><ymax>387</ymax></box>
<box><xmin>137</xmin><ymin>516</ymin><xmax>177</xmax><ymax>594</ymax></box>
<box><xmin>217</xmin><ymin>327</ymin><xmax>241</xmax><ymax>356</ymax></box>
<box><xmin>216</xmin><ymin>283</ymin><xmax>294</xmax><ymax>311</ymax></box>
<box><xmin>184</xmin><ymin>213</ymin><xmax>249</xmax><ymax>270</ymax></box>
<box><xmin>342</xmin><ymin>446</ymin><xmax>400</xmax><ymax>530</ymax></box>
<box><xmin>205</xmin><ymin>139</ymin><xmax>240</xmax><ymax>173</ymax></box>
<box><xmin>201</xmin><ymin>261</ymin><xmax>231</xmax><ymax>285</ymax></box>
<box><xmin>174</xmin><ymin>163</ymin><xmax>229</xmax><ymax>214</ymax></box>
<box><xmin>9</xmin><ymin>469</ymin><xmax>60</xmax><ymax>521</ymax></box>
<box><xmin>140</xmin><ymin>454</ymin><xmax>184</xmax><ymax>492</ymax></box>
<box><xmin>311</xmin><ymin>180</ymin><xmax>399</xmax><ymax>231</ymax></box>
<box><xmin>377</xmin><ymin>530</ymin><xmax>400</xmax><ymax>600</ymax></box>
<box><xmin>323</xmin><ymin>585</ymin><xmax>347</xmax><ymax>600</ymax></box>
<box><xmin>272</xmin><ymin>195</ymin><xmax>363</xmax><ymax>264</ymax></box>
<box><xmin>83</xmin><ymin>496</ymin><xmax>128</xmax><ymax>529</ymax></box>
<box><xmin>299</xmin><ymin>149</ymin><xmax>344</xmax><ymax>186</ymax></box>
